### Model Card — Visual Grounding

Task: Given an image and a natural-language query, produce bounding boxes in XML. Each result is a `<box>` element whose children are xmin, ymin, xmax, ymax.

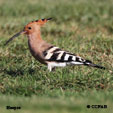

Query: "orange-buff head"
<box><xmin>5</xmin><ymin>18</ymin><xmax>52</xmax><ymax>45</ymax></box>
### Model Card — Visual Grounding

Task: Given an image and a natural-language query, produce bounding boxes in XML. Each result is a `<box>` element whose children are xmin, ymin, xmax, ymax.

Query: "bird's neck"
<box><xmin>28</xmin><ymin>30</ymin><xmax>43</xmax><ymax>43</ymax></box>
<box><xmin>28</xmin><ymin>30</ymin><xmax>45</xmax><ymax>54</ymax></box>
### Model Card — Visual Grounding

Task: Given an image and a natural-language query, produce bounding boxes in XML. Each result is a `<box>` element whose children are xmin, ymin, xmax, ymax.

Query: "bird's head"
<box><xmin>5</xmin><ymin>18</ymin><xmax>52</xmax><ymax>45</ymax></box>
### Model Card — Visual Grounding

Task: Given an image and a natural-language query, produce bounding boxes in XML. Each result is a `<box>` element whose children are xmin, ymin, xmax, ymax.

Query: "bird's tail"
<box><xmin>84</xmin><ymin>60</ymin><xmax>105</xmax><ymax>70</ymax></box>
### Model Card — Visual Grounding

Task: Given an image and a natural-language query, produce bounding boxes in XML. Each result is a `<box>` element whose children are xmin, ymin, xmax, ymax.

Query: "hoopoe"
<box><xmin>5</xmin><ymin>18</ymin><xmax>105</xmax><ymax>72</ymax></box>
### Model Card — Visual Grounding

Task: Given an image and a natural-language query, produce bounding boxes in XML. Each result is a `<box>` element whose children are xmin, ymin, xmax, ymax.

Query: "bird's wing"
<box><xmin>42</xmin><ymin>46</ymin><xmax>105</xmax><ymax>69</ymax></box>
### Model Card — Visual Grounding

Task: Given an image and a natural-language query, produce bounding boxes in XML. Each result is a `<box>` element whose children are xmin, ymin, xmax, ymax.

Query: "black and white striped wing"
<box><xmin>43</xmin><ymin>46</ymin><xmax>105</xmax><ymax>69</ymax></box>
<box><xmin>43</xmin><ymin>46</ymin><xmax>86</xmax><ymax>65</ymax></box>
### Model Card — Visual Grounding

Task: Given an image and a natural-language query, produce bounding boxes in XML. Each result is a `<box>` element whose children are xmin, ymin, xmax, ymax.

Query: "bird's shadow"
<box><xmin>3</xmin><ymin>68</ymin><xmax>35</xmax><ymax>77</ymax></box>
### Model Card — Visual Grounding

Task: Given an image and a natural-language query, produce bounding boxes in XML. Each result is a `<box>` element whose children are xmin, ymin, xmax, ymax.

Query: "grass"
<box><xmin>0</xmin><ymin>0</ymin><xmax>113</xmax><ymax>112</ymax></box>
<box><xmin>0</xmin><ymin>91</ymin><xmax>113</xmax><ymax>113</ymax></box>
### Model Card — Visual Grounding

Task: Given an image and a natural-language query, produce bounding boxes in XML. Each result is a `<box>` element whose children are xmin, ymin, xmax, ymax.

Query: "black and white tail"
<box><xmin>43</xmin><ymin>46</ymin><xmax>105</xmax><ymax>71</ymax></box>
<box><xmin>82</xmin><ymin>60</ymin><xmax>105</xmax><ymax>69</ymax></box>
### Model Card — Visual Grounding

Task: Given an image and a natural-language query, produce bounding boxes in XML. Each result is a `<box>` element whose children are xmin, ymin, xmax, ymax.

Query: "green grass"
<box><xmin>0</xmin><ymin>91</ymin><xmax>113</xmax><ymax>113</ymax></box>
<box><xmin>0</xmin><ymin>0</ymin><xmax>113</xmax><ymax>113</ymax></box>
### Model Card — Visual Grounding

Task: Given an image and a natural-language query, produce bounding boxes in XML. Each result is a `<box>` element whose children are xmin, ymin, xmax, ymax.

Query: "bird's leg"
<box><xmin>48</xmin><ymin>64</ymin><xmax>54</xmax><ymax>72</ymax></box>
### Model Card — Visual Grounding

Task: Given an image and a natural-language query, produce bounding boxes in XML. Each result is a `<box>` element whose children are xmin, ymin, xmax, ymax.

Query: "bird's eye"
<box><xmin>28</xmin><ymin>27</ymin><xmax>31</xmax><ymax>30</ymax></box>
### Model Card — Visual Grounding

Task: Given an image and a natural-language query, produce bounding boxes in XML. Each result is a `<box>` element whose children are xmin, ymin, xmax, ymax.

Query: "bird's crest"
<box><xmin>34</xmin><ymin>18</ymin><xmax>52</xmax><ymax>25</ymax></box>
<box><xmin>4</xmin><ymin>18</ymin><xmax>52</xmax><ymax>45</ymax></box>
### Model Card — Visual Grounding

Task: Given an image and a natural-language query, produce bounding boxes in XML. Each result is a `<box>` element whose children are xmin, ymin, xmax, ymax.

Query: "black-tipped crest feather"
<box><xmin>47</xmin><ymin>18</ymin><xmax>52</xmax><ymax>20</ymax></box>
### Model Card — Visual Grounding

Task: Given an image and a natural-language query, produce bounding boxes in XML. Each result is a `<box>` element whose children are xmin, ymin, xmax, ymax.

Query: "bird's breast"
<box><xmin>28</xmin><ymin>40</ymin><xmax>47</xmax><ymax>65</ymax></box>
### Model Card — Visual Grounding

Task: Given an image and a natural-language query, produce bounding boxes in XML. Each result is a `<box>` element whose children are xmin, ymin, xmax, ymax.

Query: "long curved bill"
<box><xmin>4</xmin><ymin>30</ymin><xmax>25</xmax><ymax>46</ymax></box>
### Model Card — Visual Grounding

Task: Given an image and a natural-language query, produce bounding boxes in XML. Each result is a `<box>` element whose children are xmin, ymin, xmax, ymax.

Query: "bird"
<box><xmin>5</xmin><ymin>18</ymin><xmax>105</xmax><ymax>72</ymax></box>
